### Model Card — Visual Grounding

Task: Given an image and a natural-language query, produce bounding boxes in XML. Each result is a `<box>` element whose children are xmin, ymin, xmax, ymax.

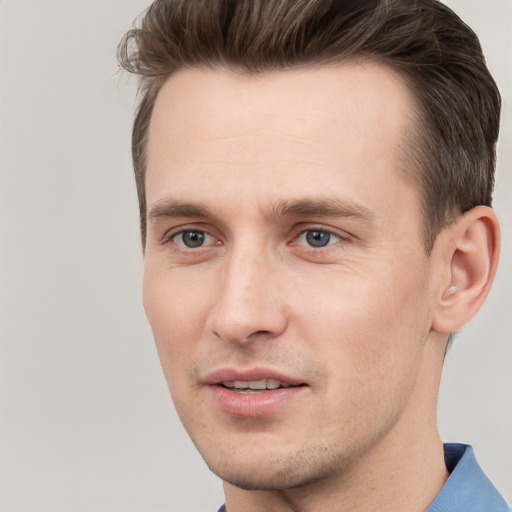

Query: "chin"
<box><xmin>207</xmin><ymin>461</ymin><xmax>318</xmax><ymax>491</ymax></box>
<box><xmin>202</xmin><ymin>446</ymin><xmax>354</xmax><ymax>491</ymax></box>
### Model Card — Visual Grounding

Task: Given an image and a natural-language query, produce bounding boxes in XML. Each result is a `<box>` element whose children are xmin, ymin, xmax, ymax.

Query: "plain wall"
<box><xmin>0</xmin><ymin>0</ymin><xmax>510</xmax><ymax>510</ymax></box>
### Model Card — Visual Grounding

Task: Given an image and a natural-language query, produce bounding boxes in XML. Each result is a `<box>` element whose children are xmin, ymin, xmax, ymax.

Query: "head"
<box><xmin>118</xmin><ymin>0</ymin><xmax>501</xmax><ymax>498</ymax></box>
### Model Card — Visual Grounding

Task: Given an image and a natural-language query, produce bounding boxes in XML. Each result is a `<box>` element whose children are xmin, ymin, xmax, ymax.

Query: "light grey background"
<box><xmin>0</xmin><ymin>1</ymin><xmax>510</xmax><ymax>510</ymax></box>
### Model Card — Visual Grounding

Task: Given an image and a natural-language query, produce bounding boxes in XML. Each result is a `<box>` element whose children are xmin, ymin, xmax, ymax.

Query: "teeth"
<box><xmin>248</xmin><ymin>380</ymin><xmax>266</xmax><ymax>390</ymax></box>
<box><xmin>223</xmin><ymin>379</ymin><xmax>293</xmax><ymax>390</ymax></box>
<box><xmin>266</xmin><ymin>379</ymin><xmax>280</xmax><ymax>389</ymax></box>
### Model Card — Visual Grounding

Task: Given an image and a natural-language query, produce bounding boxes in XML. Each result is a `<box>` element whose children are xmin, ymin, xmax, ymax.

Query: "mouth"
<box><xmin>205</xmin><ymin>369</ymin><xmax>308</xmax><ymax>417</ymax></box>
<box><xmin>219</xmin><ymin>379</ymin><xmax>302</xmax><ymax>393</ymax></box>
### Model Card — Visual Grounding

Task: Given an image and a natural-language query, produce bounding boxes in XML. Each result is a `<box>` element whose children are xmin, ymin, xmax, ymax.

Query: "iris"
<box><xmin>181</xmin><ymin>231</ymin><xmax>205</xmax><ymax>248</ymax></box>
<box><xmin>306</xmin><ymin>230</ymin><xmax>331</xmax><ymax>247</ymax></box>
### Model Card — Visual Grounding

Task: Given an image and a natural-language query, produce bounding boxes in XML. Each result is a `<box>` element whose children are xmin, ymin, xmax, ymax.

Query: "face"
<box><xmin>143</xmin><ymin>63</ymin><xmax>440</xmax><ymax>490</ymax></box>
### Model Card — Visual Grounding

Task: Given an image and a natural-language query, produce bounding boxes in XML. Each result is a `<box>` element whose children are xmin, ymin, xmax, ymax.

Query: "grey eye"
<box><xmin>305</xmin><ymin>230</ymin><xmax>332</xmax><ymax>247</ymax></box>
<box><xmin>176</xmin><ymin>231</ymin><xmax>207</xmax><ymax>248</ymax></box>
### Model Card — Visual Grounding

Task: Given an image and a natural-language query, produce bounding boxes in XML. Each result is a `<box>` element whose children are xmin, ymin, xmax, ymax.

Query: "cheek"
<box><xmin>142</xmin><ymin>264</ymin><xmax>214</xmax><ymax>384</ymax></box>
<box><xmin>294</xmin><ymin>263</ymin><xmax>431</xmax><ymax>399</ymax></box>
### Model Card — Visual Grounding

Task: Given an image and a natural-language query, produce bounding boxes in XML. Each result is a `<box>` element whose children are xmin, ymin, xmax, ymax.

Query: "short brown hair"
<box><xmin>118</xmin><ymin>0</ymin><xmax>501</xmax><ymax>251</ymax></box>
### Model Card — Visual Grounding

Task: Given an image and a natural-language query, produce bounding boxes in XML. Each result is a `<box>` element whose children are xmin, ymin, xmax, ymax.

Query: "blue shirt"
<box><xmin>427</xmin><ymin>443</ymin><xmax>510</xmax><ymax>511</ymax></box>
<box><xmin>217</xmin><ymin>443</ymin><xmax>510</xmax><ymax>512</ymax></box>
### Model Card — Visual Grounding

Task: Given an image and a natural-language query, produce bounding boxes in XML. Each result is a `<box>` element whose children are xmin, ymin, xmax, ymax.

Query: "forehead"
<box><xmin>146</xmin><ymin>63</ymin><xmax>417</xmax><ymax>215</ymax></box>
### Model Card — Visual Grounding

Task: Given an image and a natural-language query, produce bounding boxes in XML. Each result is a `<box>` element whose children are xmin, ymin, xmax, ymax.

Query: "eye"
<box><xmin>172</xmin><ymin>230</ymin><xmax>215</xmax><ymax>248</ymax></box>
<box><xmin>296</xmin><ymin>229</ymin><xmax>341</xmax><ymax>248</ymax></box>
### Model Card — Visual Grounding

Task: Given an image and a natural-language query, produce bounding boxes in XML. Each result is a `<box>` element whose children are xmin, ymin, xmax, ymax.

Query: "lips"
<box><xmin>204</xmin><ymin>368</ymin><xmax>307</xmax><ymax>417</ymax></box>
<box><xmin>205</xmin><ymin>368</ymin><xmax>304</xmax><ymax>386</ymax></box>
<box><xmin>222</xmin><ymin>378</ymin><xmax>295</xmax><ymax>391</ymax></box>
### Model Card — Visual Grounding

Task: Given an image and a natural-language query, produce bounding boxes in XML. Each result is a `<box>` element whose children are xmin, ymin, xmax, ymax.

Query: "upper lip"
<box><xmin>204</xmin><ymin>367</ymin><xmax>306</xmax><ymax>386</ymax></box>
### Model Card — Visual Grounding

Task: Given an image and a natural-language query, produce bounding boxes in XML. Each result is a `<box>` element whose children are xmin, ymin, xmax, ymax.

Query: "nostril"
<box><xmin>212</xmin><ymin>329</ymin><xmax>274</xmax><ymax>344</ymax></box>
<box><xmin>245</xmin><ymin>330</ymin><xmax>273</xmax><ymax>341</ymax></box>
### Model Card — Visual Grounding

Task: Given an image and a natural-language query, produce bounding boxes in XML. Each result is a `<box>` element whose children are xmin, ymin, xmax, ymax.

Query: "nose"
<box><xmin>206</xmin><ymin>244</ymin><xmax>288</xmax><ymax>344</ymax></box>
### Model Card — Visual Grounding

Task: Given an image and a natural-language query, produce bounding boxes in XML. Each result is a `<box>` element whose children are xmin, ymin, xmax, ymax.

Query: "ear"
<box><xmin>432</xmin><ymin>206</ymin><xmax>500</xmax><ymax>334</ymax></box>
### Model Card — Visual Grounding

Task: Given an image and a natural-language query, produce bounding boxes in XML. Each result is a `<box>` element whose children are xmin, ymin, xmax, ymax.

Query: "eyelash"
<box><xmin>162</xmin><ymin>226</ymin><xmax>349</xmax><ymax>251</ymax></box>
<box><xmin>292</xmin><ymin>227</ymin><xmax>345</xmax><ymax>249</ymax></box>
<box><xmin>161</xmin><ymin>226</ymin><xmax>217</xmax><ymax>247</ymax></box>
<box><xmin>171</xmin><ymin>230</ymin><xmax>217</xmax><ymax>249</ymax></box>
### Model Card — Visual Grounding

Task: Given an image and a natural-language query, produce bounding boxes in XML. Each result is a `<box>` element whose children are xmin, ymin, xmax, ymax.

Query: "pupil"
<box><xmin>306</xmin><ymin>230</ymin><xmax>330</xmax><ymax>247</ymax></box>
<box><xmin>183</xmin><ymin>231</ymin><xmax>205</xmax><ymax>248</ymax></box>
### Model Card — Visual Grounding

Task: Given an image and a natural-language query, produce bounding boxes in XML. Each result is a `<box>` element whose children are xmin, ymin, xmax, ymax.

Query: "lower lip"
<box><xmin>207</xmin><ymin>385</ymin><xmax>305</xmax><ymax>417</ymax></box>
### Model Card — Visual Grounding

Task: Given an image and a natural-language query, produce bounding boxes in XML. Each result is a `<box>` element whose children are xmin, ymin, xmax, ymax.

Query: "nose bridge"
<box><xmin>208</xmin><ymin>237</ymin><xmax>287</xmax><ymax>343</ymax></box>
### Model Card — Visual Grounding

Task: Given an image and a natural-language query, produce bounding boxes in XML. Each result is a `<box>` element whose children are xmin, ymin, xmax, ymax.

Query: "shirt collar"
<box><xmin>426</xmin><ymin>443</ymin><xmax>510</xmax><ymax>512</ymax></box>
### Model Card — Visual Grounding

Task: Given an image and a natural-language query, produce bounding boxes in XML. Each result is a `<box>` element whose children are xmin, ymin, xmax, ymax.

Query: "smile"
<box><xmin>206</xmin><ymin>370</ymin><xmax>307</xmax><ymax>417</ymax></box>
<box><xmin>221</xmin><ymin>379</ymin><xmax>295</xmax><ymax>391</ymax></box>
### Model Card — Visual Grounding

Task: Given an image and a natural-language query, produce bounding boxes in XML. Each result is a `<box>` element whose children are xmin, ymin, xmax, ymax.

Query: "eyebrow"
<box><xmin>147</xmin><ymin>199</ymin><xmax>213</xmax><ymax>222</ymax></box>
<box><xmin>267</xmin><ymin>197</ymin><xmax>376</xmax><ymax>222</ymax></box>
<box><xmin>147</xmin><ymin>196</ymin><xmax>375</xmax><ymax>223</ymax></box>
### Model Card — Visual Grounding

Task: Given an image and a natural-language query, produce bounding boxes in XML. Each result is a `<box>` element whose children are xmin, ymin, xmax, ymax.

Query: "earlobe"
<box><xmin>432</xmin><ymin>206</ymin><xmax>500</xmax><ymax>334</ymax></box>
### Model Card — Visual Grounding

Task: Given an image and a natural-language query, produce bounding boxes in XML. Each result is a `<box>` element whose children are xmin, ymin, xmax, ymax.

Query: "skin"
<box><xmin>142</xmin><ymin>63</ymin><xmax>499</xmax><ymax>512</ymax></box>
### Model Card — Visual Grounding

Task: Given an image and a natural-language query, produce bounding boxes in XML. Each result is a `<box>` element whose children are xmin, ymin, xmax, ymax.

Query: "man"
<box><xmin>118</xmin><ymin>0</ymin><xmax>509</xmax><ymax>510</ymax></box>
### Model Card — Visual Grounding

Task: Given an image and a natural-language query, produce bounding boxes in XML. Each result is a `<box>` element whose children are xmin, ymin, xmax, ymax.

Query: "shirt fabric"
<box><xmin>216</xmin><ymin>443</ymin><xmax>510</xmax><ymax>512</ymax></box>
